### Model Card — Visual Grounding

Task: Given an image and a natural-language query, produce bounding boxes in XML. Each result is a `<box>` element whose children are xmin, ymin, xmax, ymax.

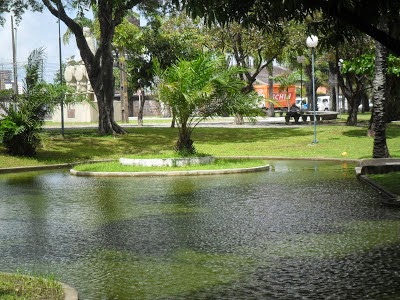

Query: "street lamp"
<box><xmin>297</xmin><ymin>55</ymin><xmax>305</xmax><ymax>111</ymax></box>
<box><xmin>306</xmin><ymin>35</ymin><xmax>318</xmax><ymax>144</ymax></box>
<box><xmin>338</xmin><ymin>58</ymin><xmax>343</xmax><ymax>118</ymax></box>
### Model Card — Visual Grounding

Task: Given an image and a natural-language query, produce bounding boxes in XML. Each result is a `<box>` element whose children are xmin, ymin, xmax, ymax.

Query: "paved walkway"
<box><xmin>44</xmin><ymin>116</ymin><xmax>343</xmax><ymax>130</ymax></box>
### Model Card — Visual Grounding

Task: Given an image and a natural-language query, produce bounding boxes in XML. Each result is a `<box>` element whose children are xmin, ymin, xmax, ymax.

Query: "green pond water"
<box><xmin>0</xmin><ymin>160</ymin><xmax>399</xmax><ymax>299</ymax></box>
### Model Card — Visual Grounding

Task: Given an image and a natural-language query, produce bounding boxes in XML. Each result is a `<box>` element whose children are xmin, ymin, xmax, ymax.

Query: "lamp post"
<box><xmin>338</xmin><ymin>58</ymin><xmax>343</xmax><ymax>118</ymax></box>
<box><xmin>297</xmin><ymin>55</ymin><xmax>305</xmax><ymax>111</ymax></box>
<box><xmin>306</xmin><ymin>35</ymin><xmax>318</xmax><ymax>144</ymax></box>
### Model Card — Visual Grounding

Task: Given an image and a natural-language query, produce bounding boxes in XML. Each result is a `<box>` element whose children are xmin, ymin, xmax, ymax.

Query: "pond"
<box><xmin>0</xmin><ymin>160</ymin><xmax>400</xmax><ymax>299</ymax></box>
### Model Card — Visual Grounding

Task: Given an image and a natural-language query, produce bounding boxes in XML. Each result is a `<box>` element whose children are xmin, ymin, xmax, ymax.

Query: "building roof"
<box><xmin>254</xmin><ymin>65</ymin><xmax>291</xmax><ymax>85</ymax></box>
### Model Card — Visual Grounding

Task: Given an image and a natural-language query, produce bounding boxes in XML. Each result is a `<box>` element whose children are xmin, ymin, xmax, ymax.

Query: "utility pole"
<box><xmin>11</xmin><ymin>16</ymin><xmax>18</xmax><ymax>96</ymax></box>
<box><xmin>58</xmin><ymin>2</ymin><xmax>65</xmax><ymax>137</ymax></box>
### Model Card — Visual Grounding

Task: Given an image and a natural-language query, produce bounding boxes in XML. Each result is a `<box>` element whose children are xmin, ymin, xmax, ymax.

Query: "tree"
<box><xmin>1</xmin><ymin>0</ymin><xmax>159</xmax><ymax>135</ymax></box>
<box><xmin>208</xmin><ymin>22</ymin><xmax>285</xmax><ymax>94</ymax></box>
<box><xmin>204</xmin><ymin>21</ymin><xmax>286</xmax><ymax>123</ymax></box>
<box><xmin>0</xmin><ymin>48</ymin><xmax>71</xmax><ymax>156</ymax></box>
<box><xmin>175</xmin><ymin>0</ymin><xmax>400</xmax><ymax>158</ymax></box>
<box><xmin>338</xmin><ymin>44</ymin><xmax>400</xmax><ymax>127</ymax></box>
<box><xmin>157</xmin><ymin>54</ymin><xmax>260</xmax><ymax>155</ymax></box>
<box><xmin>174</xmin><ymin>0</ymin><xmax>400</xmax><ymax>56</ymax></box>
<box><xmin>340</xmin><ymin>49</ymin><xmax>374</xmax><ymax>126</ymax></box>
<box><xmin>372</xmin><ymin>40</ymin><xmax>390</xmax><ymax>158</ymax></box>
<box><xmin>114</xmin><ymin>13</ymin><xmax>209</xmax><ymax>126</ymax></box>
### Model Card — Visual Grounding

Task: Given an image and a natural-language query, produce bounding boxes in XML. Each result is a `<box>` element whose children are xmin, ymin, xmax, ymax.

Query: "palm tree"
<box><xmin>157</xmin><ymin>54</ymin><xmax>260</xmax><ymax>155</ymax></box>
<box><xmin>372</xmin><ymin>40</ymin><xmax>390</xmax><ymax>158</ymax></box>
<box><xmin>0</xmin><ymin>48</ymin><xmax>69</xmax><ymax>156</ymax></box>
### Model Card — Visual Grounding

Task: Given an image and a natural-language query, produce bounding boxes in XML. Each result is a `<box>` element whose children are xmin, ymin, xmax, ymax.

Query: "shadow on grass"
<box><xmin>4</xmin><ymin>124</ymin><xmax>393</xmax><ymax>164</ymax></box>
<box><xmin>192</xmin><ymin>127</ymin><xmax>309</xmax><ymax>144</ymax></box>
<box><xmin>36</xmin><ymin>127</ymin><xmax>179</xmax><ymax>163</ymax></box>
<box><xmin>342</xmin><ymin>123</ymin><xmax>400</xmax><ymax>139</ymax></box>
<box><xmin>34</xmin><ymin>127</ymin><xmax>310</xmax><ymax>163</ymax></box>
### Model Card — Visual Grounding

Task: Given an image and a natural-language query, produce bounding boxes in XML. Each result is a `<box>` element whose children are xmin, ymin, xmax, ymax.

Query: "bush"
<box><xmin>0</xmin><ymin>102</ymin><xmax>44</xmax><ymax>156</ymax></box>
<box><xmin>0</xmin><ymin>48</ymin><xmax>68</xmax><ymax>156</ymax></box>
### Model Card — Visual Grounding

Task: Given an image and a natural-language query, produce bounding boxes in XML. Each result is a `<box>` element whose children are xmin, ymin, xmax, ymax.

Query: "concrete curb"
<box><xmin>358</xmin><ymin>174</ymin><xmax>400</xmax><ymax>206</ymax></box>
<box><xmin>62</xmin><ymin>283</ymin><xmax>79</xmax><ymax>300</ymax></box>
<box><xmin>356</xmin><ymin>158</ymin><xmax>400</xmax><ymax>206</ymax></box>
<box><xmin>70</xmin><ymin>165</ymin><xmax>270</xmax><ymax>177</ymax></box>
<box><xmin>0</xmin><ymin>163</ymin><xmax>73</xmax><ymax>174</ymax></box>
<box><xmin>0</xmin><ymin>159</ymin><xmax>115</xmax><ymax>174</ymax></box>
<box><xmin>219</xmin><ymin>156</ymin><xmax>361</xmax><ymax>163</ymax></box>
<box><xmin>357</xmin><ymin>158</ymin><xmax>400</xmax><ymax>175</ymax></box>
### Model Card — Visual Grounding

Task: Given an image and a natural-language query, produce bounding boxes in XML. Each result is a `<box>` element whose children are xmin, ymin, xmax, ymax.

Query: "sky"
<box><xmin>0</xmin><ymin>9</ymin><xmax>82</xmax><ymax>82</ymax></box>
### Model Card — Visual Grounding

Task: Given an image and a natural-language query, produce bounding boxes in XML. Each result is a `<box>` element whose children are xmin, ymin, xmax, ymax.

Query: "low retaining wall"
<box><xmin>120</xmin><ymin>156</ymin><xmax>215</xmax><ymax>167</ymax></box>
<box><xmin>70</xmin><ymin>165</ymin><xmax>270</xmax><ymax>177</ymax></box>
<box><xmin>356</xmin><ymin>158</ymin><xmax>400</xmax><ymax>206</ymax></box>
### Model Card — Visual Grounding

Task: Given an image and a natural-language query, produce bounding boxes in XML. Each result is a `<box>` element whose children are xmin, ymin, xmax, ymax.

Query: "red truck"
<box><xmin>254</xmin><ymin>84</ymin><xmax>297</xmax><ymax>111</ymax></box>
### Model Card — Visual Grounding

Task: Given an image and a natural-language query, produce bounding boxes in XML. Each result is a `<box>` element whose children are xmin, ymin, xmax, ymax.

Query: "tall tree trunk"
<box><xmin>372</xmin><ymin>39</ymin><xmax>390</xmax><ymax>158</ymax></box>
<box><xmin>119</xmin><ymin>50</ymin><xmax>129</xmax><ymax>123</ymax></box>
<box><xmin>96</xmin><ymin>4</ymin><xmax>125</xmax><ymax>135</ymax></box>
<box><xmin>137</xmin><ymin>89</ymin><xmax>145</xmax><ymax>127</ymax></box>
<box><xmin>47</xmin><ymin>1</ymin><xmax>126</xmax><ymax>135</ymax></box>
<box><xmin>346</xmin><ymin>95</ymin><xmax>358</xmax><ymax>126</ymax></box>
<box><xmin>328</xmin><ymin>61</ymin><xmax>337</xmax><ymax>111</ymax></box>
<box><xmin>267</xmin><ymin>64</ymin><xmax>275</xmax><ymax>117</ymax></box>
<box><xmin>305</xmin><ymin>63</ymin><xmax>314</xmax><ymax>111</ymax></box>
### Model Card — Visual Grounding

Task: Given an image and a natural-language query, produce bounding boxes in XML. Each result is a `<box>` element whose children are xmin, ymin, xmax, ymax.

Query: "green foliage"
<box><xmin>0</xmin><ymin>48</ymin><xmax>70</xmax><ymax>156</ymax></box>
<box><xmin>114</xmin><ymin>13</ymin><xmax>204</xmax><ymax>92</ymax></box>
<box><xmin>341</xmin><ymin>53</ymin><xmax>400</xmax><ymax>77</ymax></box>
<box><xmin>388</xmin><ymin>55</ymin><xmax>400</xmax><ymax>77</ymax></box>
<box><xmin>273</xmin><ymin>71</ymin><xmax>301</xmax><ymax>91</ymax></box>
<box><xmin>157</xmin><ymin>54</ymin><xmax>260</xmax><ymax>154</ymax></box>
<box><xmin>341</xmin><ymin>53</ymin><xmax>375</xmax><ymax>76</ymax></box>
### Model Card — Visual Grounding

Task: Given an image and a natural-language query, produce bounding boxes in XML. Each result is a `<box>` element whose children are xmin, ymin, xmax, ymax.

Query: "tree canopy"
<box><xmin>1</xmin><ymin>0</ymin><xmax>159</xmax><ymax>135</ymax></box>
<box><xmin>175</xmin><ymin>0</ymin><xmax>400</xmax><ymax>56</ymax></box>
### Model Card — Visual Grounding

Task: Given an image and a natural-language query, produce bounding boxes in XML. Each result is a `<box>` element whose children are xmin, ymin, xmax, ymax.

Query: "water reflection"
<box><xmin>0</xmin><ymin>161</ymin><xmax>399</xmax><ymax>299</ymax></box>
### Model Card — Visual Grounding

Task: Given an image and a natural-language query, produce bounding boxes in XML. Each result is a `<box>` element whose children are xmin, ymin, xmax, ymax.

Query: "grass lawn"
<box><xmin>74</xmin><ymin>158</ymin><xmax>267</xmax><ymax>172</ymax></box>
<box><xmin>0</xmin><ymin>273</ymin><xmax>64</xmax><ymax>300</ymax></box>
<box><xmin>1</xmin><ymin>122</ymin><xmax>399</xmax><ymax>168</ymax></box>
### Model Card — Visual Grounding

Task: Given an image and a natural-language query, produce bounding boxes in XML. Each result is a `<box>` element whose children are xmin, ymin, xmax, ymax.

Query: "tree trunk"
<box><xmin>119</xmin><ymin>50</ymin><xmax>129</xmax><ymax>123</ymax></box>
<box><xmin>176</xmin><ymin>125</ymin><xmax>195</xmax><ymax>155</ymax></box>
<box><xmin>234</xmin><ymin>114</ymin><xmax>244</xmax><ymax>125</ymax></box>
<box><xmin>48</xmin><ymin>1</ymin><xmax>126</xmax><ymax>135</ymax></box>
<box><xmin>346</xmin><ymin>95</ymin><xmax>358</xmax><ymax>126</ymax></box>
<box><xmin>328</xmin><ymin>61</ymin><xmax>337</xmax><ymax>111</ymax></box>
<box><xmin>372</xmin><ymin>39</ymin><xmax>390</xmax><ymax>158</ymax></box>
<box><xmin>95</xmin><ymin>5</ymin><xmax>125</xmax><ymax>135</ymax></box>
<box><xmin>137</xmin><ymin>89</ymin><xmax>145</xmax><ymax>127</ymax></box>
<box><xmin>267</xmin><ymin>64</ymin><xmax>275</xmax><ymax>117</ymax></box>
<box><xmin>305</xmin><ymin>63</ymin><xmax>315</xmax><ymax>111</ymax></box>
<box><xmin>360</xmin><ymin>90</ymin><xmax>370</xmax><ymax>112</ymax></box>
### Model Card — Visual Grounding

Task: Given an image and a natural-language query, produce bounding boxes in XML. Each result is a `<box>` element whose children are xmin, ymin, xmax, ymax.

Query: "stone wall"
<box><xmin>129</xmin><ymin>96</ymin><xmax>166</xmax><ymax>117</ymax></box>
